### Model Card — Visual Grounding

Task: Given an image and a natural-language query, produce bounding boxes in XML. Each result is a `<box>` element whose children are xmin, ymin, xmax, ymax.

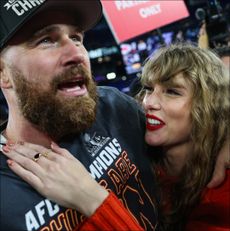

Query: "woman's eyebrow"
<box><xmin>161</xmin><ymin>78</ymin><xmax>187</xmax><ymax>89</ymax></box>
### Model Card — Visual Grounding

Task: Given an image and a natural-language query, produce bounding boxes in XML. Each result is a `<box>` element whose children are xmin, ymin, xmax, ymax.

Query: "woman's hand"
<box><xmin>2</xmin><ymin>141</ymin><xmax>108</xmax><ymax>217</ymax></box>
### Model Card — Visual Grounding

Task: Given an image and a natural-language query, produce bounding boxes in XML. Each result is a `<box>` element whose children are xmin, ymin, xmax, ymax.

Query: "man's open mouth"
<box><xmin>57</xmin><ymin>77</ymin><xmax>87</xmax><ymax>96</ymax></box>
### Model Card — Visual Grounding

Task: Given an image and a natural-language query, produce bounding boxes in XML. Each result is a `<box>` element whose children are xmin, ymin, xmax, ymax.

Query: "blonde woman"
<box><xmin>141</xmin><ymin>43</ymin><xmax>229</xmax><ymax>230</ymax></box>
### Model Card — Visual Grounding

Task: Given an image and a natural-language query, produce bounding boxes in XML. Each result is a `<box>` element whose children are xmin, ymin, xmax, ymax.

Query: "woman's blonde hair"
<box><xmin>141</xmin><ymin>43</ymin><xmax>229</xmax><ymax>230</ymax></box>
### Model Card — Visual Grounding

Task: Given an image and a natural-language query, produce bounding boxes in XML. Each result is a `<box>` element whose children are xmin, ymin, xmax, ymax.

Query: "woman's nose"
<box><xmin>143</xmin><ymin>91</ymin><xmax>161</xmax><ymax>111</ymax></box>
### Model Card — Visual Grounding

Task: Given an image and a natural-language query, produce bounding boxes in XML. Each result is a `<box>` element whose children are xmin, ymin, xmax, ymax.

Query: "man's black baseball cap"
<box><xmin>0</xmin><ymin>0</ymin><xmax>102</xmax><ymax>49</ymax></box>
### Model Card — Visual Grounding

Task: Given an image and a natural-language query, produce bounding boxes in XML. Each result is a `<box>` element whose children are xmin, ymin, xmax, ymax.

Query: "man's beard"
<box><xmin>12</xmin><ymin>65</ymin><xmax>98</xmax><ymax>140</ymax></box>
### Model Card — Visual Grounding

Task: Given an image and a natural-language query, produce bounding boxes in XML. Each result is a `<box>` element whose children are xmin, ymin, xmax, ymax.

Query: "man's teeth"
<box><xmin>65</xmin><ymin>86</ymin><xmax>81</xmax><ymax>92</ymax></box>
<box><xmin>147</xmin><ymin>118</ymin><xmax>161</xmax><ymax>125</ymax></box>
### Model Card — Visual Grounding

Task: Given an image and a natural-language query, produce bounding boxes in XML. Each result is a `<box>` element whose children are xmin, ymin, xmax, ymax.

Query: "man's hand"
<box><xmin>207</xmin><ymin>139</ymin><xmax>230</xmax><ymax>188</ymax></box>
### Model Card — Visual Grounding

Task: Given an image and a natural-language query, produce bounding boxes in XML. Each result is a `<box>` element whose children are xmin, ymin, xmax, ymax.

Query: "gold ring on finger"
<box><xmin>42</xmin><ymin>151</ymin><xmax>50</xmax><ymax>158</ymax></box>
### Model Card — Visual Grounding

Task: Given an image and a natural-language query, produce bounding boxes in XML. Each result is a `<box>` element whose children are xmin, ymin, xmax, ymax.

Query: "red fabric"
<box><xmin>155</xmin><ymin>166</ymin><xmax>178</xmax><ymax>213</ymax></box>
<box><xmin>78</xmin><ymin>192</ymin><xmax>144</xmax><ymax>231</ymax></box>
<box><xmin>76</xmin><ymin>170</ymin><xmax>230</xmax><ymax>231</ymax></box>
<box><xmin>186</xmin><ymin>169</ymin><xmax>230</xmax><ymax>231</ymax></box>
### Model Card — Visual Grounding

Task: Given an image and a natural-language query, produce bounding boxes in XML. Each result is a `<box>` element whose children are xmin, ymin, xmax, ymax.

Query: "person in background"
<box><xmin>198</xmin><ymin>22</ymin><xmax>230</xmax><ymax>69</ymax></box>
<box><xmin>0</xmin><ymin>0</ymin><xmax>158</xmax><ymax>230</ymax></box>
<box><xmin>2</xmin><ymin>41</ymin><xmax>229</xmax><ymax>231</ymax></box>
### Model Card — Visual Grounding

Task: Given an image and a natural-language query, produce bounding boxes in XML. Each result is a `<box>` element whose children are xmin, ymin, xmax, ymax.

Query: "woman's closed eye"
<box><xmin>143</xmin><ymin>85</ymin><xmax>153</xmax><ymax>93</ymax></box>
<box><xmin>165</xmin><ymin>88</ymin><xmax>181</xmax><ymax>96</ymax></box>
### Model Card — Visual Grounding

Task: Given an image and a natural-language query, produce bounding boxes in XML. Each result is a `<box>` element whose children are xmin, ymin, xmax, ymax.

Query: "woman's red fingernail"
<box><xmin>2</xmin><ymin>145</ymin><xmax>10</xmax><ymax>153</ymax></box>
<box><xmin>7</xmin><ymin>159</ymin><xmax>14</xmax><ymax>166</ymax></box>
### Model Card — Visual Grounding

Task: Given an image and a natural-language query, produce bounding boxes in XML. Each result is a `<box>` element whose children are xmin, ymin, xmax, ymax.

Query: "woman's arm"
<box><xmin>79</xmin><ymin>192</ymin><xmax>144</xmax><ymax>231</ymax></box>
<box><xmin>2</xmin><ymin>141</ymin><xmax>144</xmax><ymax>230</ymax></box>
<box><xmin>2</xmin><ymin>141</ymin><xmax>108</xmax><ymax>217</ymax></box>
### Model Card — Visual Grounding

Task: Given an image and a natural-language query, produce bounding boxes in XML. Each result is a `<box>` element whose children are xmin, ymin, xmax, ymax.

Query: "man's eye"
<box><xmin>37</xmin><ymin>37</ymin><xmax>53</xmax><ymax>45</ymax></box>
<box><xmin>70</xmin><ymin>35</ymin><xmax>83</xmax><ymax>44</ymax></box>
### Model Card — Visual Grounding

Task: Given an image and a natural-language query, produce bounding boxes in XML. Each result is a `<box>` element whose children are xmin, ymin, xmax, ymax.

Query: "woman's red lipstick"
<box><xmin>146</xmin><ymin>114</ymin><xmax>165</xmax><ymax>131</ymax></box>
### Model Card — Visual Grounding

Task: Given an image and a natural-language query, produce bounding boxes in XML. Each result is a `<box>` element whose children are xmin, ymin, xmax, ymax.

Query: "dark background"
<box><xmin>83</xmin><ymin>0</ymin><xmax>229</xmax><ymax>93</ymax></box>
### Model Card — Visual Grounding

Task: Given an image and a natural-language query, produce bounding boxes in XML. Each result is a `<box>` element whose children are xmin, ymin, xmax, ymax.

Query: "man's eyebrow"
<box><xmin>30</xmin><ymin>25</ymin><xmax>83</xmax><ymax>40</ymax></box>
<box><xmin>32</xmin><ymin>25</ymin><xmax>62</xmax><ymax>39</ymax></box>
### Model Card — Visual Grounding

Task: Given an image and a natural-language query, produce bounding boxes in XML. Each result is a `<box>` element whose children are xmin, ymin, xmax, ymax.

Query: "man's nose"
<box><xmin>60</xmin><ymin>37</ymin><xmax>85</xmax><ymax>67</ymax></box>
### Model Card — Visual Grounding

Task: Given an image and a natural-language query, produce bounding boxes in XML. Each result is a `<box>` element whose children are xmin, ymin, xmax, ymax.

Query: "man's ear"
<box><xmin>0</xmin><ymin>58</ymin><xmax>12</xmax><ymax>89</ymax></box>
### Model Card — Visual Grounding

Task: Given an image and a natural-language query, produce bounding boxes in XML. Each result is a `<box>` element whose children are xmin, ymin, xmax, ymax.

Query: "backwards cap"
<box><xmin>0</xmin><ymin>0</ymin><xmax>102</xmax><ymax>49</ymax></box>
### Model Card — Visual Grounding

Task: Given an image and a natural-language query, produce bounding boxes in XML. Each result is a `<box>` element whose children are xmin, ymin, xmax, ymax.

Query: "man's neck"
<box><xmin>4</xmin><ymin>114</ymin><xmax>53</xmax><ymax>148</ymax></box>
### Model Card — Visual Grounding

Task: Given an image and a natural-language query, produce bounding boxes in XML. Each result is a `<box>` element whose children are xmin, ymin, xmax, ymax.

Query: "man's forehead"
<box><xmin>34</xmin><ymin>24</ymin><xmax>81</xmax><ymax>36</ymax></box>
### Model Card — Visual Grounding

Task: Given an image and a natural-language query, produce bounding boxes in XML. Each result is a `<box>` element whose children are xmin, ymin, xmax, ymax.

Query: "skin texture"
<box><xmin>143</xmin><ymin>74</ymin><xmax>192</xmax><ymax>147</ymax></box>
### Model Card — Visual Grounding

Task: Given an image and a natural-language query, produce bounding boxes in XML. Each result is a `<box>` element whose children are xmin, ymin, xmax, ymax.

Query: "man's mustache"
<box><xmin>51</xmin><ymin>64</ymin><xmax>90</xmax><ymax>90</ymax></box>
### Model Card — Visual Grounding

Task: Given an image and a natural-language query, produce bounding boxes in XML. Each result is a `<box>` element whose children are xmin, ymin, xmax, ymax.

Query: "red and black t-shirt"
<box><xmin>0</xmin><ymin>86</ymin><xmax>158</xmax><ymax>231</ymax></box>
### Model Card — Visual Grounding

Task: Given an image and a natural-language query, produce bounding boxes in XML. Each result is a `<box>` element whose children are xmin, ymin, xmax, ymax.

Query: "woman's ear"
<box><xmin>0</xmin><ymin>58</ymin><xmax>12</xmax><ymax>89</ymax></box>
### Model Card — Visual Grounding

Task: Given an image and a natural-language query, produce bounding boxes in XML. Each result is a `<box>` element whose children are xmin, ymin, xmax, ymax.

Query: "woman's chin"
<box><xmin>145</xmin><ymin>135</ymin><xmax>163</xmax><ymax>147</ymax></box>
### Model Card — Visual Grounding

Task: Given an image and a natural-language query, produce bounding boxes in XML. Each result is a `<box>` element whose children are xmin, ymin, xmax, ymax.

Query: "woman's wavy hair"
<box><xmin>141</xmin><ymin>43</ymin><xmax>229</xmax><ymax>230</ymax></box>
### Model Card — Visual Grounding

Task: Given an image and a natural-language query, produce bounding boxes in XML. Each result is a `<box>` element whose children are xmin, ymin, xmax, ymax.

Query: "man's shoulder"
<box><xmin>97</xmin><ymin>86</ymin><xmax>128</xmax><ymax>98</ymax></box>
<box><xmin>97</xmin><ymin>86</ymin><xmax>139</xmax><ymax>108</ymax></box>
<box><xmin>95</xmin><ymin>86</ymin><xmax>145</xmax><ymax>128</ymax></box>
